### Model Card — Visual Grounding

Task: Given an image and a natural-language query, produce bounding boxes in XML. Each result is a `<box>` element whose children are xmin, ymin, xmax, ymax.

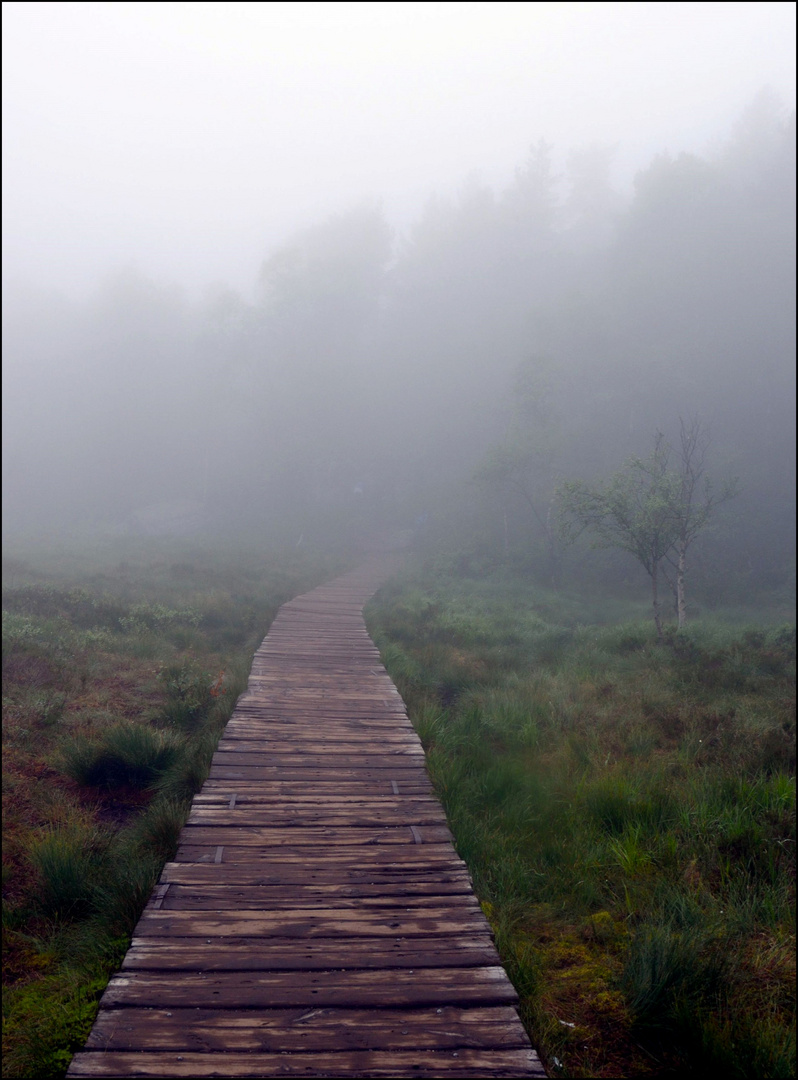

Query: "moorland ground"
<box><xmin>366</xmin><ymin>560</ymin><xmax>795</xmax><ymax>1078</ymax></box>
<box><xmin>2</xmin><ymin>540</ymin><xmax>795</xmax><ymax>1079</ymax></box>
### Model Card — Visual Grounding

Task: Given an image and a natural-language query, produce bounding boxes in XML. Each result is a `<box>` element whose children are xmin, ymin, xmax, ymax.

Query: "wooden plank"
<box><xmin>216</xmin><ymin>734</ymin><xmax>422</xmax><ymax>747</ymax></box>
<box><xmin>176</xmin><ymin>825</ymin><xmax>452</xmax><ymax>845</ymax></box>
<box><xmin>225</xmin><ymin>714</ymin><xmax>411</xmax><ymax>724</ymax></box>
<box><xmin>98</xmin><ymin>967</ymin><xmax>518</xmax><ymax>1008</ymax></box>
<box><xmin>85</xmin><ymin>1005</ymin><xmax>526</xmax><ymax>1051</ymax></box>
<box><xmin>206</xmin><ymin>768</ymin><xmax>435</xmax><ymax>782</ymax></box>
<box><xmin>188</xmin><ymin>795</ymin><xmax>443</xmax><ymax>807</ymax></box>
<box><xmin>150</xmin><ymin>888</ymin><xmax>481</xmax><ymax>911</ymax></box>
<box><xmin>210</xmin><ymin>753</ymin><xmax>426</xmax><ymax>767</ymax></box>
<box><xmin>173</xmin><ymin>842</ymin><xmax>463</xmax><ymax>865</ymax></box>
<box><xmin>241</xmin><ymin>686</ymin><xmax>400</xmax><ymax>696</ymax></box>
<box><xmin>214</xmin><ymin>741</ymin><xmax>424</xmax><ymax>754</ymax></box>
<box><xmin>122</xmin><ymin>937</ymin><xmax>501</xmax><ymax>971</ymax></box>
<box><xmin>198</xmin><ymin>781</ymin><xmax>435</xmax><ymax>797</ymax></box>
<box><xmin>185</xmin><ymin>807</ymin><xmax>448</xmax><ymax>827</ymax></box>
<box><xmin>191</xmin><ymin>794</ymin><xmax>441</xmax><ymax>806</ymax></box>
<box><xmin>68</xmin><ymin>1048</ymin><xmax>543</xmax><ymax>1077</ymax></box>
<box><xmin>159</xmin><ymin>864</ymin><xmax>472</xmax><ymax>887</ymax></box>
<box><xmin>187</xmin><ymin>807</ymin><xmax>446</xmax><ymax>820</ymax></box>
<box><xmin>220</xmin><ymin>729</ymin><xmax>415</xmax><ymax>740</ymax></box>
<box><xmin>133</xmin><ymin>908</ymin><xmax>491</xmax><ymax>938</ymax></box>
<box><xmin>233</xmin><ymin>704</ymin><xmax>407</xmax><ymax>713</ymax></box>
<box><xmin>218</xmin><ymin>735</ymin><xmax>422</xmax><ymax>748</ymax></box>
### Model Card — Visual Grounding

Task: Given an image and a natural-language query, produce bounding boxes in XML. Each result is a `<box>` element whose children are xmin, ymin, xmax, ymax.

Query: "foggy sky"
<box><xmin>3</xmin><ymin>1</ymin><xmax>795</xmax><ymax>299</ymax></box>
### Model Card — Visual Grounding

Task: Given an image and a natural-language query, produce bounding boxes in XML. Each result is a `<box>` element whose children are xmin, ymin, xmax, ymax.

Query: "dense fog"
<box><xmin>3</xmin><ymin>4</ymin><xmax>795</xmax><ymax>605</ymax></box>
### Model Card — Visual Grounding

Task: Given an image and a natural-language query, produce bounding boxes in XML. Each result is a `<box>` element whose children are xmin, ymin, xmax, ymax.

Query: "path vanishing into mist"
<box><xmin>68</xmin><ymin>557</ymin><xmax>544</xmax><ymax>1078</ymax></box>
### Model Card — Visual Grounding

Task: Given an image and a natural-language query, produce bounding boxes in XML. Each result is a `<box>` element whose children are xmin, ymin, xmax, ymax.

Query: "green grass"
<box><xmin>367</xmin><ymin>564</ymin><xmax>796</xmax><ymax>1078</ymax></box>
<box><xmin>28</xmin><ymin>826</ymin><xmax>108</xmax><ymax>921</ymax></box>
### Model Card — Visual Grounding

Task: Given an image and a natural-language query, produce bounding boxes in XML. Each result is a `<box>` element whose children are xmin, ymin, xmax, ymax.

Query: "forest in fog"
<box><xmin>3</xmin><ymin>91</ymin><xmax>795</xmax><ymax>605</ymax></box>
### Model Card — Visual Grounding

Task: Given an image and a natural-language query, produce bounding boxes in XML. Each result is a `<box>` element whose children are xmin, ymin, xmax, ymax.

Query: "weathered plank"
<box><xmin>186</xmin><ymin>807</ymin><xmax>449</xmax><ymax>820</ymax></box>
<box><xmin>206</xmin><ymin>767</ymin><xmax>441</xmax><ymax>782</ymax></box>
<box><xmin>158</xmin><ymin>863</ymin><xmax>472</xmax><ymax>887</ymax></box>
<box><xmin>215</xmin><ymin>736</ymin><xmax>423</xmax><ymax>749</ymax></box>
<box><xmin>176</xmin><ymin>825</ymin><xmax>453</xmax><ymax>845</ymax></box>
<box><xmin>148</xmin><ymin>887</ymin><xmax>479</xmax><ymax>910</ymax></box>
<box><xmin>69</xmin><ymin>1049</ymin><xmax>544</xmax><ymax>1077</ymax></box>
<box><xmin>133</xmin><ymin>908</ymin><xmax>492</xmax><ymax>938</ymax></box>
<box><xmin>122</xmin><ymin>938</ymin><xmax>501</xmax><ymax>971</ymax></box>
<box><xmin>98</xmin><ymin>967</ymin><xmax>519</xmax><ymax>1009</ymax></box>
<box><xmin>210</xmin><ymin>752</ymin><xmax>426</xmax><ymax>768</ymax></box>
<box><xmin>173</xmin><ymin>842</ymin><xmax>463</xmax><ymax>865</ymax></box>
<box><xmin>198</xmin><ymin>781</ymin><xmax>435</xmax><ymax>796</ymax></box>
<box><xmin>191</xmin><ymin>794</ymin><xmax>441</xmax><ymax>806</ymax></box>
<box><xmin>86</xmin><ymin>1005</ymin><xmax>527</xmax><ymax>1051</ymax></box>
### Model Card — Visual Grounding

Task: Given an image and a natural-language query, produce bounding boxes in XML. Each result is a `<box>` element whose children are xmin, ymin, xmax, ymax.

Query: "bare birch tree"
<box><xmin>661</xmin><ymin>418</ymin><xmax>738</xmax><ymax>628</ymax></box>
<box><xmin>558</xmin><ymin>421</ymin><xmax>737</xmax><ymax>636</ymax></box>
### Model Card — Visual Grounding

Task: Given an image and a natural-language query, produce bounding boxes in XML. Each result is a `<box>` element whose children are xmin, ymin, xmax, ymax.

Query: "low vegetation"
<box><xmin>1</xmin><ymin>538</ymin><xmax>345</xmax><ymax>1078</ymax></box>
<box><xmin>4</xmin><ymin>537</ymin><xmax>793</xmax><ymax>1078</ymax></box>
<box><xmin>367</xmin><ymin>560</ymin><xmax>795</xmax><ymax>1078</ymax></box>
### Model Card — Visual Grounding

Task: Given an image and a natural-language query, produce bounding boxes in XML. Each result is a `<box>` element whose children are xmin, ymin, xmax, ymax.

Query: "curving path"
<box><xmin>68</xmin><ymin>558</ymin><xmax>544</xmax><ymax>1078</ymax></box>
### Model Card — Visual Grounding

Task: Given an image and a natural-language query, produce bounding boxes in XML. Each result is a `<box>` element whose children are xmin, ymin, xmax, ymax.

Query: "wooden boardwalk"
<box><xmin>69</xmin><ymin>559</ymin><xmax>544</xmax><ymax>1078</ymax></box>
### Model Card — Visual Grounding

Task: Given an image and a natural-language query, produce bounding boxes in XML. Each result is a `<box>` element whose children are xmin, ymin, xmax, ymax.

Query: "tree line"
<box><xmin>3</xmin><ymin>91</ymin><xmax>794</xmax><ymax>609</ymax></box>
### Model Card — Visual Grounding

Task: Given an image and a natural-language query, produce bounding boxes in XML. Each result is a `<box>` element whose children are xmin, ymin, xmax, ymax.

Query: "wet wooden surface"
<box><xmin>68</xmin><ymin>558</ymin><xmax>544</xmax><ymax>1078</ymax></box>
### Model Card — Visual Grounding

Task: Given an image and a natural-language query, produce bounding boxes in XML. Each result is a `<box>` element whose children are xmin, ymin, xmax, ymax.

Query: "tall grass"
<box><xmin>367</xmin><ymin>567</ymin><xmax>796</xmax><ymax>1078</ymax></box>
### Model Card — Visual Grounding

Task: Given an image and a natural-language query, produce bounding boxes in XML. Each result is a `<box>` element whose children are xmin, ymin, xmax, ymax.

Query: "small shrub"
<box><xmin>158</xmin><ymin>659</ymin><xmax>219</xmax><ymax>729</ymax></box>
<box><xmin>2</xmin><ymin>651</ymin><xmax>60</xmax><ymax>688</ymax></box>
<box><xmin>119</xmin><ymin>601</ymin><xmax>201</xmax><ymax>636</ymax></box>
<box><xmin>603</xmin><ymin>622</ymin><xmax>652</xmax><ymax>655</ymax></box>
<box><xmin>34</xmin><ymin>691</ymin><xmax>68</xmax><ymax>727</ymax></box>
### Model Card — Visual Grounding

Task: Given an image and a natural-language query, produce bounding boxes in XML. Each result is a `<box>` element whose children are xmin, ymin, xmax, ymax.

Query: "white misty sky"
<box><xmin>2</xmin><ymin>1</ymin><xmax>795</xmax><ymax>299</ymax></box>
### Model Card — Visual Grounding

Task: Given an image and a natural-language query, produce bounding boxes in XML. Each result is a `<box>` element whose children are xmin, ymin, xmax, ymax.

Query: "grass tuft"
<box><xmin>59</xmin><ymin>724</ymin><xmax>183</xmax><ymax>789</ymax></box>
<box><xmin>125</xmin><ymin>796</ymin><xmax>190</xmax><ymax>863</ymax></box>
<box><xmin>28</xmin><ymin>827</ymin><xmax>107</xmax><ymax>921</ymax></box>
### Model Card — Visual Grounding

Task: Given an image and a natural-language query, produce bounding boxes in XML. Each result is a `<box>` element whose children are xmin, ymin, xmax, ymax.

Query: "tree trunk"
<box><xmin>676</xmin><ymin>542</ymin><xmax>687</xmax><ymax>628</ymax></box>
<box><xmin>652</xmin><ymin>558</ymin><xmax>663</xmax><ymax>640</ymax></box>
<box><xmin>545</xmin><ymin>503</ymin><xmax>561</xmax><ymax>589</ymax></box>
